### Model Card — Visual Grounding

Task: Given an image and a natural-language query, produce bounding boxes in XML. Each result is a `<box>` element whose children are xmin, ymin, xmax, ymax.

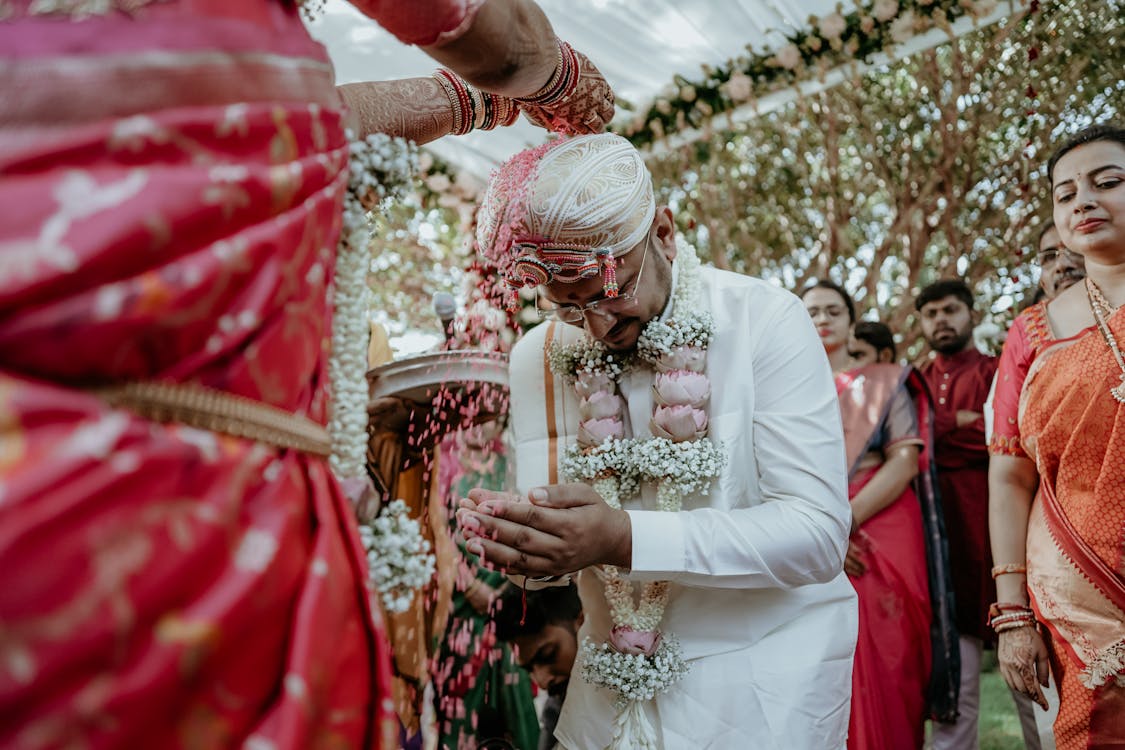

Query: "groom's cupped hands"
<box><xmin>455</xmin><ymin>484</ymin><xmax>632</xmax><ymax>578</ymax></box>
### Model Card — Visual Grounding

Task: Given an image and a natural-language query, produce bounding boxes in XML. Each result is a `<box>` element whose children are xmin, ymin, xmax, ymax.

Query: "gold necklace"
<box><xmin>1085</xmin><ymin>277</ymin><xmax>1125</xmax><ymax>404</ymax></box>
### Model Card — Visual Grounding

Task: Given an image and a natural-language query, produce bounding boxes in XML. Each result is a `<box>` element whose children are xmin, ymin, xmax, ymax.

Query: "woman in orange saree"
<box><xmin>989</xmin><ymin>124</ymin><xmax>1125</xmax><ymax>750</ymax></box>
<box><xmin>803</xmin><ymin>284</ymin><xmax>959</xmax><ymax>750</ymax></box>
<box><xmin>0</xmin><ymin>2</ymin><xmax>612</xmax><ymax>747</ymax></box>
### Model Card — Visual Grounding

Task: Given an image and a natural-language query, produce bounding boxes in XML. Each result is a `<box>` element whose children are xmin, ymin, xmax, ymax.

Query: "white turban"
<box><xmin>476</xmin><ymin>133</ymin><xmax>656</xmax><ymax>290</ymax></box>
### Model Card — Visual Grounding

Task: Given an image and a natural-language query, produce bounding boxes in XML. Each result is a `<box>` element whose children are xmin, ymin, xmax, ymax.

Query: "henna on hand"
<box><xmin>997</xmin><ymin>627</ymin><xmax>1051</xmax><ymax>709</ymax></box>
<box><xmin>519</xmin><ymin>48</ymin><xmax>615</xmax><ymax>135</ymax></box>
<box><xmin>337</xmin><ymin>78</ymin><xmax>454</xmax><ymax>145</ymax></box>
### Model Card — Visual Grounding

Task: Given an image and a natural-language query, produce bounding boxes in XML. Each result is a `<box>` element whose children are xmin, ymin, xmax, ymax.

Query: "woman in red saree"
<box><xmin>988</xmin><ymin>124</ymin><xmax>1125</xmax><ymax>750</ymax></box>
<box><xmin>0</xmin><ymin>2</ymin><xmax>612</xmax><ymax>748</ymax></box>
<box><xmin>803</xmin><ymin>283</ymin><xmax>959</xmax><ymax>750</ymax></box>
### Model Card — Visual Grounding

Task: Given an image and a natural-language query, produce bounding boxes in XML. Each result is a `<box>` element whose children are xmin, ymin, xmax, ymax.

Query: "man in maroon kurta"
<box><xmin>916</xmin><ymin>280</ymin><xmax>999</xmax><ymax>749</ymax></box>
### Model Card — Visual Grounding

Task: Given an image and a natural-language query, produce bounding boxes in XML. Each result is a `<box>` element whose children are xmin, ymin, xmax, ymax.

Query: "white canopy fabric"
<box><xmin>307</xmin><ymin>0</ymin><xmax>1019</xmax><ymax>179</ymax></box>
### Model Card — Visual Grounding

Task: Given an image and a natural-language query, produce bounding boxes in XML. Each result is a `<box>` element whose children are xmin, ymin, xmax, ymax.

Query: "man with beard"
<box><xmin>917</xmin><ymin>280</ymin><xmax>1005</xmax><ymax>750</ymax></box>
<box><xmin>456</xmin><ymin>133</ymin><xmax>857</xmax><ymax>749</ymax></box>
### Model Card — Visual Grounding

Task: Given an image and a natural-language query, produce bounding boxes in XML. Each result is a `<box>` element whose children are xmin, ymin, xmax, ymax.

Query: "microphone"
<box><xmin>433</xmin><ymin>292</ymin><xmax>457</xmax><ymax>342</ymax></box>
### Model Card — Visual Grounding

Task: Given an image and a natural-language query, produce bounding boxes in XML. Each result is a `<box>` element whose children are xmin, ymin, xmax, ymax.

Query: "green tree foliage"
<box><xmin>647</xmin><ymin>0</ymin><xmax>1123</xmax><ymax>357</ymax></box>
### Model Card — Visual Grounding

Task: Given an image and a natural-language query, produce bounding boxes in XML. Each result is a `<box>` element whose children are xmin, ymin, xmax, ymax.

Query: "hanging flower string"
<box><xmin>331</xmin><ymin>131</ymin><xmax>435</xmax><ymax>608</ymax></box>
<box><xmin>548</xmin><ymin>238</ymin><xmax>723</xmax><ymax>749</ymax></box>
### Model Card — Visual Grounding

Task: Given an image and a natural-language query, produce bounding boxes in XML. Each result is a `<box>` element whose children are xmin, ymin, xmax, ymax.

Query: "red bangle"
<box><xmin>515</xmin><ymin>39</ymin><xmax>580</xmax><ymax>107</ymax></box>
<box><xmin>433</xmin><ymin>69</ymin><xmax>475</xmax><ymax>135</ymax></box>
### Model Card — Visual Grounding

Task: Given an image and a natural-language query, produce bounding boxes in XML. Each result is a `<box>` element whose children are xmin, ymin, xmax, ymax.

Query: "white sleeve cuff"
<box><xmin>626</xmin><ymin>510</ymin><xmax>686</xmax><ymax>579</ymax></box>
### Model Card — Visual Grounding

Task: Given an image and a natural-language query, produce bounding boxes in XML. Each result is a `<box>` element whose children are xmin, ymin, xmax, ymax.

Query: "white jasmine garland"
<box><xmin>358</xmin><ymin>499</ymin><xmax>436</xmax><ymax>613</ymax></box>
<box><xmin>549</xmin><ymin>240</ymin><xmax>723</xmax><ymax>747</ymax></box>
<box><xmin>329</xmin><ymin>132</ymin><xmax>417</xmax><ymax>481</ymax></box>
<box><xmin>327</xmin><ymin>132</ymin><xmax>424</xmax><ymax>613</ymax></box>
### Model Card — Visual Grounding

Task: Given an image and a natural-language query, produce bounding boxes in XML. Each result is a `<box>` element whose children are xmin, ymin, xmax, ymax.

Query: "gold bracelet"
<box><xmin>991</xmin><ymin>563</ymin><xmax>1027</xmax><ymax>579</ymax></box>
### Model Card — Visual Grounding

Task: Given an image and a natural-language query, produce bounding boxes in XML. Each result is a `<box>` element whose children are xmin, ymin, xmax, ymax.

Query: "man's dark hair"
<box><xmin>799</xmin><ymin>279</ymin><xmax>856</xmax><ymax>323</ymax></box>
<box><xmin>852</xmin><ymin>321</ymin><xmax>896</xmax><ymax>359</ymax></box>
<box><xmin>494</xmin><ymin>583</ymin><xmax>583</xmax><ymax>642</ymax></box>
<box><xmin>915</xmin><ymin>279</ymin><xmax>974</xmax><ymax>312</ymax></box>
<box><xmin>1047</xmin><ymin>123</ymin><xmax>1125</xmax><ymax>185</ymax></box>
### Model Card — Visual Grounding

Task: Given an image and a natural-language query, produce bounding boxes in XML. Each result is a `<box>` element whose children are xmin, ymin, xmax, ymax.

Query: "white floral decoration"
<box><xmin>636</xmin><ymin>313</ymin><xmax>714</xmax><ymax>362</ymax></box>
<box><xmin>297</xmin><ymin>0</ymin><xmax>326</xmax><ymax>23</ymax></box>
<box><xmin>580</xmin><ymin>635</ymin><xmax>690</xmax><ymax>706</ymax></box>
<box><xmin>358</xmin><ymin>499</ymin><xmax>436</xmax><ymax>613</ymax></box>
<box><xmin>548</xmin><ymin>337</ymin><xmax>635</xmax><ymax>381</ymax></box>
<box><xmin>328</xmin><ymin>131</ymin><xmax>416</xmax><ymax>481</ymax></box>
<box><xmin>327</xmin><ymin>132</ymin><xmax>425</xmax><ymax>616</ymax></box>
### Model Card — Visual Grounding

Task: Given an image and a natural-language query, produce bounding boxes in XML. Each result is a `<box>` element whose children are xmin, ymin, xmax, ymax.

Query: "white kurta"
<box><xmin>509</xmin><ymin>266</ymin><xmax>858</xmax><ymax>750</ymax></box>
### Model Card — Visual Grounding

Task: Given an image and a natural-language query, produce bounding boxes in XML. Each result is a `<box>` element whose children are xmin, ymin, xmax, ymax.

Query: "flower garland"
<box><xmin>358</xmin><ymin>499</ymin><xmax>437</xmax><ymax>613</ymax></box>
<box><xmin>329</xmin><ymin>132</ymin><xmax>433</xmax><ymax>609</ymax></box>
<box><xmin>615</xmin><ymin>0</ymin><xmax>1015</xmax><ymax>148</ymax></box>
<box><xmin>329</xmin><ymin>131</ymin><xmax>417</xmax><ymax>481</ymax></box>
<box><xmin>549</xmin><ymin>238</ymin><xmax>723</xmax><ymax>748</ymax></box>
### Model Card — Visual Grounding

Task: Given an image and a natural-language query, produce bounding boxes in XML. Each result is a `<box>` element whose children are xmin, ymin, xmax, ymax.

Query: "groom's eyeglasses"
<box><xmin>536</xmin><ymin>236</ymin><xmax>650</xmax><ymax>323</ymax></box>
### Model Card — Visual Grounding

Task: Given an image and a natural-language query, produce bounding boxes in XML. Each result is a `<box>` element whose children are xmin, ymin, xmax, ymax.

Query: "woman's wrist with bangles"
<box><xmin>993</xmin><ymin>617</ymin><xmax>1037</xmax><ymax>634</ymax></box>
<box><xmin>988</xmin><ymin>601</ymin><xmax>1037</xmax><ymax>633</ymax></box>
<box><xmin>432</xmin><ymin>69</ymin><xmax>520</xmax><ymax>136</ymax></box>
<box><xmin>513</xmin><ymin>38</ymin><xmax>579</xmax><ymax>107</ymax></box>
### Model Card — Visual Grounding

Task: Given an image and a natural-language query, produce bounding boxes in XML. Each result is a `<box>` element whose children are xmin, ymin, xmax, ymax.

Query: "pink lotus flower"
<box><xmin>575</xmin><ymin>370</ymin><xmax>615</xmax><ymax>398</ymax></box>
<box><xmin>653</xmin><ymin>345</ymin><xmax>706</xmax><ymax>373</ymax></box>
<box><xmin>579</xmin><ymin>391</ymin><xmax>625</xmax><ymax>420</ymax></box>
<box><xmin>609</xmin><ymin>626</ymin><xmax>662</xmax><ymax>656</ymax></box>
<box><xmin>652</xmin><ymin>371</ymin><xmax>710</xmax><ymax>406</ymax></box>
<box><xmin>578</xmin><ymin>417</ymin><xmax>624</xmax><ymax>446</ymax></box>
<box><xmin>650</xmin><ymin>405</ymin><xmax>707</xmax><ymax>442</ymax></box>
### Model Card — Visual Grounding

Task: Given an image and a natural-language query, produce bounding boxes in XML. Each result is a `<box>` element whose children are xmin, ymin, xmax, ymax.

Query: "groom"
<box><xmin>456</xmin><ymin>133</ymin><xmax>857</xmax><ymax>749</ymax></box>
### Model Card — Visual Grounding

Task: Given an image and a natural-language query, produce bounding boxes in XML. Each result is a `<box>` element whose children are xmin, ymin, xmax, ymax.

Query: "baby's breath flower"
<box><xmin>359</xmin><ymin>499</ymin><xmax>436</xmax><ymax>613</ymax></box>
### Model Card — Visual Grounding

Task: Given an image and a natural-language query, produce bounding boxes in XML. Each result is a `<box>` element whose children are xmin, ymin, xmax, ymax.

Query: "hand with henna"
<box><xmin>519</xmin><ymin>48</ymin><xmax>615</xmax><ymax>135</ymax></box>
<box><xmin>997</xmin><ymin>626</ymin><xmax>1051</xmax><ymax>710</ymax></box>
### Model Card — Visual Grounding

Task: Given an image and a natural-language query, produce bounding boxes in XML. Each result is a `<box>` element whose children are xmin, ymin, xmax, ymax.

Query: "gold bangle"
<box><xmin>991</xmin><ymin>563</ymin><xmax>1027</xmax><ymax>579</ymax></box>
